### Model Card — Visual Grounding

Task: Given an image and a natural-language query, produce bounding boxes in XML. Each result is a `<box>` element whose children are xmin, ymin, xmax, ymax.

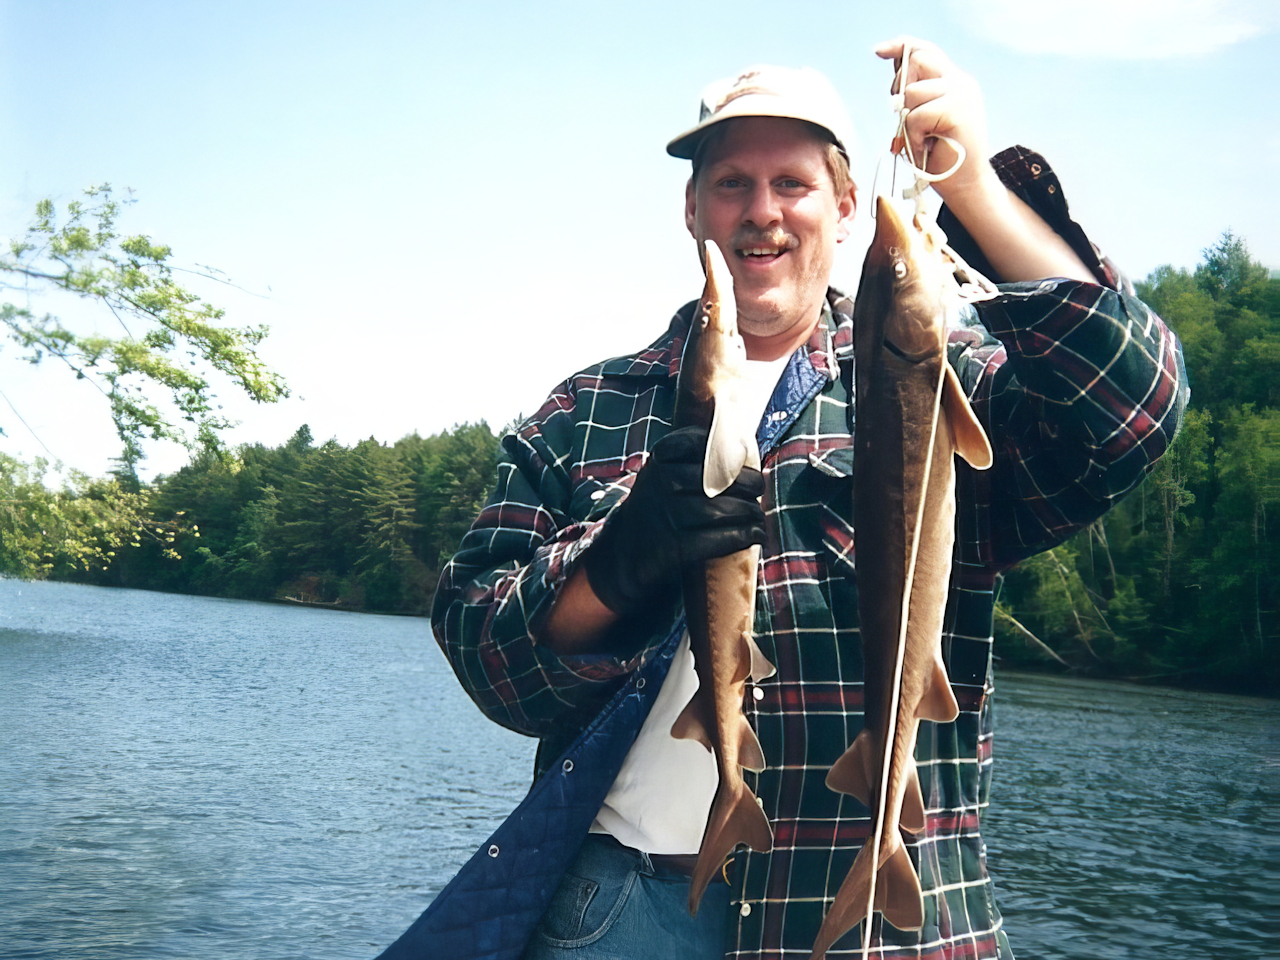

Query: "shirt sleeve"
<box><xmin>429</xmin><ymin>384</ymin><xmax>665</xmax><ymax>740</ymax></box>
<box><xmin>943</xmin><ymin>148</ymin><xmax>1191</xmax><ymax>569</ymax></box>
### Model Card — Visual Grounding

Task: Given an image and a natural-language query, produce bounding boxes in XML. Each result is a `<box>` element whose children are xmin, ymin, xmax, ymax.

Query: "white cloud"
<box><xmin>949</xmin><ymin>0</ymin><xmax>1280</xmax><ymax>58</ymax></box>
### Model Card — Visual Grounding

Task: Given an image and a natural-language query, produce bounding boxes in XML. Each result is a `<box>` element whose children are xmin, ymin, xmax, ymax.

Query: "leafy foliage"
<box><xmin>0</xmin><ymin>185</ymin><xmax>288</xmax><ymax>470</ymax></box>
<box><xmin>43</xmin><ymin>422</ymin><xmax>500</xmax><ymax>615</ymax></box>
<box><xmin>0</xmin><ymin>452</ymin><xmax>181</xmax><ymax>578</ymax></box>
<box><xmin>997</xmin><ymin>232</ymin><xmax>1280</xmax><ymax>693</ymax></box>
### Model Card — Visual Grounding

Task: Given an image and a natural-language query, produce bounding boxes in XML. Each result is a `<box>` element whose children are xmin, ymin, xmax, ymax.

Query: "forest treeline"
<box><xmin>3</xmin><ymin>232</ymin><xmax>1276</xmax><ymax>692</ymax></box>
<box><xmin>19</xmin><ymin>421</ymin><xmax>502</xmax><ymax>615</ymax></box>
<box><xmin>994</xmin><ymin>232</ymin><xmax>1278</xmax><ymax>692</ymax></box>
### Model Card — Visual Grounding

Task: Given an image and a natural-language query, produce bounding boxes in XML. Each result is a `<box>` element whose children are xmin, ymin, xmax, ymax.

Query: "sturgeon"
<box><xmin>809</xmin><ymin>198</ymin><xmax>994</xmax><ymax>959</ymax></box>
<box><xmin>671</xmin><ymin>239</ymin><xmax>777</xmax><ymax>915</ymax></box>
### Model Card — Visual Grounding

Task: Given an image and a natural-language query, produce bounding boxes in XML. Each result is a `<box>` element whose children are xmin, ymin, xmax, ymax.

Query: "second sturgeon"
<box><xmin>808</xmin><ymin>198</ymin><xmax>994</xmax><ymax>959</ymax></box>
<box><xmin>671</xmin><ymin>239</ymin><xmax>776</xmax><ymax>916</ymax></box>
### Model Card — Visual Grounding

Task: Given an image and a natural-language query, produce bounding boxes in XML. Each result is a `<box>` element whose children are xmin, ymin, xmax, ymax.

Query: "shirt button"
<box><xmin>590</xmin><ymin>489</ymin><xmax>606</xmax><ymax>501</ymax></box>
<box><xmin>752</xmin><ymin>686</ymin><xmax>765</xmax><ymax>701</ymax></box>
<box><xmin>1048</xmin><ymin>184</ymin><xmax>1056</xmax><ymax>194</ymax></box>
<box><xmin>740</xmin><ymin>902</ymin><xmax>752</xmax><ymax>917</ymax></box>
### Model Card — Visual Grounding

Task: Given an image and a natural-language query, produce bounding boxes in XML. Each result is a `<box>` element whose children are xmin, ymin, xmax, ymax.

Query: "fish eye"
<box><xmin>892</xmin><ymin>260</ymin><xmax>908</xmax><ymax>280</ymax></box>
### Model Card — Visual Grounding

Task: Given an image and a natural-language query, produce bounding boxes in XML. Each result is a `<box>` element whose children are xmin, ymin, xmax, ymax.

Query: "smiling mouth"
<box><xmin>737</xmin><ymin>245</ymin><xmax>788</xmax><ymax>263</ymax></box>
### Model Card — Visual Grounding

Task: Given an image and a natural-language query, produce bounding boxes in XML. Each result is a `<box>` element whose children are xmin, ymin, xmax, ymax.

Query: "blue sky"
<box><xmin>2</xmin><ymin>0</ymin><xmax>1277</xmax><ymax>480</ymax></box>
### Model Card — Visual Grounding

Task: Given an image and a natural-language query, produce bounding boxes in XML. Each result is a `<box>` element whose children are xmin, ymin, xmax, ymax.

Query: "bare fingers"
<box><xmin>875</xmin><ymin>37</ymin><xmax>955</xmax><ymax>92</ymax></box>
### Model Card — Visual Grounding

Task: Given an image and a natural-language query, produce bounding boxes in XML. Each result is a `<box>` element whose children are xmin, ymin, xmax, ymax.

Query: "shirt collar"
<box><xmin>661</xmin><ymin>288</ymin><xmax>850</xmax><ymax>382</ymax></box>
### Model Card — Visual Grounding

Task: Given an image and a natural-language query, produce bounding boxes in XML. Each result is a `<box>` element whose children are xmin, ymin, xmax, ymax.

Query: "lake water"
<box><xmin>1</xmin><ymin>580</ymin><xmax>1276</xmax><ymax>959</ymax></box>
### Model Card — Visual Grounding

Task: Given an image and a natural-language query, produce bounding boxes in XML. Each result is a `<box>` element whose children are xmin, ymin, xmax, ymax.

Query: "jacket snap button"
<box><xmin>488</xmin><ymin>845</ymin><xmax>500</xmax><ymax>857</ymax></box>
<box><xmin>636</xmin><ymin>678</ymin><xmax>646</xmax><ymax>690</ymax></box>
<box><xmin>562</xmin><ymin>759</ymin><xmax>574</xmax><ymax>773</ymax></box>
<box><xmin>1030</xmin><ymin>162</ymin><xmax>1041</xmax><ymax>175</ymax></box>
<box><xmin>740</xmin><ymin>902</ymin><xmax>752</xmax><ymax>917</ymax></box>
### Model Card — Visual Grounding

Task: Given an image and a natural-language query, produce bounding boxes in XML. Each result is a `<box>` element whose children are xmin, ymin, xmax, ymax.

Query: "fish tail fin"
<box><xmin>876</xmin><ymin>843</ymin><xmax>924</xmax><ymax>931</ymax></box>
<box><xmin>688</xmin><ymin>781</ymin><xmax>773</xmax><ymax>916</ymax></box>
<box><xmin>917</xmin><ymin>657</ymin><xmax>959</xmax><ymax>723</ymax></box>
<box><xmin>825</xmin><ymin>728</ymin><xmax>875</xmax><ymax>806</ymax></box>
<box><xmin>807</xmin><ymin>836</ymin><xmax>876</xmax><ymax>960</ymax></box>
<box><xmin>671</xmin><ymin>692</ymin><xmax>715</xmax><ymax>752</ymax></box>
<box><xmin>808</xmin><ymin>840</ymin><xmax>925</xmax><ymax>960</ymax></box>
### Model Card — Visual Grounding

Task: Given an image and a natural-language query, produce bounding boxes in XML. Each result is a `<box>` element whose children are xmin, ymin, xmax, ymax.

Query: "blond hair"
<box><xmin>690</xmin><ymin>120</ymin><xmax>854</xmax><ymax>199</ymax></box>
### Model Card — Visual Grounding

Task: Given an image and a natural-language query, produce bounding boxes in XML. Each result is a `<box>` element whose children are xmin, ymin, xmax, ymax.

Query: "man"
<box><xmin>393</xmin><ymin>38</ymin><xmax>1187</xmax><ymax>960</ymax></box>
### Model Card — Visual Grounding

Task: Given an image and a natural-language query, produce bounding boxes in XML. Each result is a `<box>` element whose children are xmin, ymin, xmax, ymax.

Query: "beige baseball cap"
<box><xmin>666</xmin><ymin>65</ymin><xmax>856</xmax><ymax>165</ymax></box>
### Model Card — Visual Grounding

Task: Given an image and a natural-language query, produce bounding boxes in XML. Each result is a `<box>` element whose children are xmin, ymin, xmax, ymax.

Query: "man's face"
<box><xmin>685</xmin><ymin>117</ymin><xmax>856</xmax><ymax>346</ymax></box>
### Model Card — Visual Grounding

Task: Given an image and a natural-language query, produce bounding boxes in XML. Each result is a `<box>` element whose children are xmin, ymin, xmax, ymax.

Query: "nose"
<box><xmin>742</xmin><ymin>181</ymin><xmax>782</xmax><ymax>228</ymax></box>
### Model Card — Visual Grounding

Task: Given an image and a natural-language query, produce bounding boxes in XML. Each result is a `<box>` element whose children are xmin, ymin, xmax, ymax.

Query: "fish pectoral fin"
<box><xmin>900</xmin><ymin>761</ymin><xmax>926</xmax><ymax>834</ymax></box>
<box><xmin>746</xmin><ymin>631</ymin><xmax>776</xmax><ymax>682</ymax></box>
<box><xmin>825</xmin><ymin>728</ymin><xmax>874</xmax><ymax>806</ymax></box>
<box><xmin>671</xmin><ymin>693</ymin><xmax>715</xmax><ymax>752</ymax></box>
<box><xmin>737</xmin><ymin>715</ymin><xmax>767</xmax><ymax>773</ymax></box>
<box><xmin>942</xmin><ymin>363</ymin><xmax>994</xmax><ymax>470</ymax></box>
<box><xmin>704</xmin><ymin>391</ymin><xmax>762</xmax><ymax>497</ymax></box>
<box><xmin>687</xmin><ymin>780</ymin><xmax>772</xmax><ymax>917</ymax></box>
<box><xmin>876</xmin><ymin>843</ymin><xmax>924</xmax><ymax>932</ymax></box>
<box><xmin>917</xmin><ymin>658</ymin><xmax>960</xmax><ymax>723</ymax></box>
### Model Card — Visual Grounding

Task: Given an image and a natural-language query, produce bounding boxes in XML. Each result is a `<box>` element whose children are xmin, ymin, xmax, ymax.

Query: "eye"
<box><xmin>893</xmin><ymin>260</ymin><xmax>908</xmax><ymax>280</ymax></box>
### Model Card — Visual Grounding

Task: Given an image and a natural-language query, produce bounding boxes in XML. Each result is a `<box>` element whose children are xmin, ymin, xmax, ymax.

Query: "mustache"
<box><xmin>730</xmin><ymin>228</ymin><xmax>796</xmax><ymax>252</ymax></box>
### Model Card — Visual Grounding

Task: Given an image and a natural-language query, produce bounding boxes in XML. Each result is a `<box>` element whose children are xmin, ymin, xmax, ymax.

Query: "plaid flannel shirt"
<box><xmin>432</xmin><ymin>148</ymin><xmax>1188</xmax><ymax>959</ymax></box>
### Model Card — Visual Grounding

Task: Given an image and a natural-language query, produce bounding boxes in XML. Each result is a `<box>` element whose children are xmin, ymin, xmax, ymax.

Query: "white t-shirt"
<box><xmin>588</xmin><ymin>352</ymin><xmax>790</xmax><ymax>854</ymax></box>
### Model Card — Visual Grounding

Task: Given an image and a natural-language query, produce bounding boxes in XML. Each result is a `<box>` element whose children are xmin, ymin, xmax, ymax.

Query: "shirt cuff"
<box><xmin>937</xmin><ymin>145</ymin><xmax>1119</xmax><ymax>290</ymax></box>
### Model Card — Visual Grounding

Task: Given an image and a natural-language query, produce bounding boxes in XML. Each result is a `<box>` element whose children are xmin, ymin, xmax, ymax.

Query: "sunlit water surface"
<box><xmin>1</xmin><ymin>580</ymin><xmax>1276</xmax><ymax>959</ymax></box>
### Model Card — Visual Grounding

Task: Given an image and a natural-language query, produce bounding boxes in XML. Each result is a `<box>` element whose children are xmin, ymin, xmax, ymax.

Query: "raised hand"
<box><xmin>874</xmin><ymin>36</ymin><xmax>996</xmax><ymax>209</ymax></box>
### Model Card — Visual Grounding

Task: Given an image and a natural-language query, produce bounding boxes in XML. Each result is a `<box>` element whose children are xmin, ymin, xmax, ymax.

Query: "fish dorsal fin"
<box><xmin>746</xmin><ymin>631</ymin><xmax>776</xmax><ymax>682</ymax></box>
<box><xmin>942</xmin><ymin>364</ymin><xmax>993</xmax><ymax>470</ymax></box>
<box><xmin>900</xmin><ymin>761</ymin><xmax>926</xmax><ymax>834</ymax></box>
<box><xmin>671</xmin><ymin>691</ymin><xmax>714</xmax><ymax>752</ymax></box>
<box><xmin>917</xmin><ymin>657</ymin><xmax>960</xmax><ymax>723</ymax></box>
<box><xmin>738</xmin><ymin>715</ymin><xmax>767</xmax><ymax>773</ymax></box>
<box><xmin>825</xmin><ymin>728</ymin><xmax>874</xmax><ymax>806</ymax></box>
<box><xmin>704</xmin><ymin>390</ymin><xmax>761</xmax><ymax>496</ymax></box>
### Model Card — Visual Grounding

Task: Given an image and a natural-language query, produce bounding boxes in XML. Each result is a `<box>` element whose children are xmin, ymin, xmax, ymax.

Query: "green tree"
<box><xmin>998</xmin><ymin>230</ymin><xmax>1280</xmax><ymax>692</ymax></box>
<box><xmin>415</xmin><ymin>421</ymin><xmax>499</xmax><ymax>576</ymax></box>
<box><xmin>0</xmin><ymin>451</ymin><xmax>171</xmax><ymax>578</ymax></box>
<box><xmin>0</xmin><ymin>185</ymin><xmax>288</xmax><ymax>471</ymax></box>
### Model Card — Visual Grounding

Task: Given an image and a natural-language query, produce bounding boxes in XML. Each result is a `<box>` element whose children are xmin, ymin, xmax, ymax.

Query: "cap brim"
<box><xmin>666</xmin><ymin>97</ymin><xmax>845</xmax><ymax>160</ymax></box>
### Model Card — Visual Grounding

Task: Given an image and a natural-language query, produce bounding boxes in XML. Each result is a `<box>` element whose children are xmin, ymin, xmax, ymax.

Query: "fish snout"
<box><xmin>868</xmin><ymin>197</ymin><xmax>910</xmax><ymax>268</ymax></box>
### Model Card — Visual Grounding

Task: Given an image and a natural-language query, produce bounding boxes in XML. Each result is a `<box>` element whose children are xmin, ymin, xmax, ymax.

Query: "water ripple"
<box><xmin>1</xmin><ymin>580</ymin><xmax>1276</xmax><ymax>959</ymax></box>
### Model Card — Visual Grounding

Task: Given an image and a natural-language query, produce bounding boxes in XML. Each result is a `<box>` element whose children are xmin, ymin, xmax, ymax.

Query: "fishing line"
<box><xmin>853</xmin><ymin>45</ymin><xmax>995</xmax><ymax>959</ymax></box>
<box><xmin>860</xmin><ymin>357</ymin><xmax>949</xmax><ymax>960</ymax></box>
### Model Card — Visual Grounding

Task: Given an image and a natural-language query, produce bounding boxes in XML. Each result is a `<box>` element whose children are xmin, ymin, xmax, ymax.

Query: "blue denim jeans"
<box><xmin>523</xmin><ymin>834</ymin><xmax>731</xmax><ymax>959</ymax></box>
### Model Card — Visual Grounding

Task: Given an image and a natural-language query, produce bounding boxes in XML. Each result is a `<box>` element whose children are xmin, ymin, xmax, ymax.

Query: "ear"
<box><xmin>835</xmin><ymin>183</ymin><xmax>857</xmax><ymax>244</ymax></box>
<box><xmin>685</xmin><ymin>177</ymin><xmax>697</xmax><ymax>238</ymax></box>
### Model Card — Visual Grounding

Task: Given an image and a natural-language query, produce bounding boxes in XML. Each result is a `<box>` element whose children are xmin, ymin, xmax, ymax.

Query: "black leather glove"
<box><xmin>580</xmin><ymin>426</ymin><xmax>766</xmax><ymax>618</ymax></box>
